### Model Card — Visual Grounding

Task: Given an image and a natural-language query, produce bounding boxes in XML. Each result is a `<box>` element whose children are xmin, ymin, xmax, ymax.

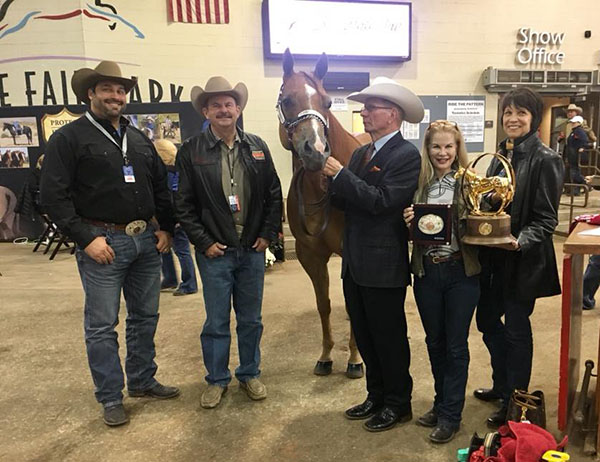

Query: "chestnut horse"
<box><xmin>278</xmin><ymin>49</ymin><xmax>369</xmax><ymax>378</ymax></box>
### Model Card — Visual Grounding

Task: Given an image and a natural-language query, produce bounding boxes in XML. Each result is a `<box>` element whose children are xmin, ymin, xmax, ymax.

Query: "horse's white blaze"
<box><xmin>303</xmin><ymin>84</ymin><xmax>326</xmax><ymax>154</ymax></box>
<box><xmin>311</xmin><ymin>119</ymin><xmax>326</xmax><ymax>153</ymax></box>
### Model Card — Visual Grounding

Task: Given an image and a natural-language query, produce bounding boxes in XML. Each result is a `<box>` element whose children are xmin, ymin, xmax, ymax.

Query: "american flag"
<box><xmin>167</xmin><ymin>0</ymin><xmax>230</xmax><ymax>24</ymax></box>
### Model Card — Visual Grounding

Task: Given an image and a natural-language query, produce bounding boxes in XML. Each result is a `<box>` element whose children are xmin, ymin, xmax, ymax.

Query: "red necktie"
<box><xmin>360</xmin><ymin>143</ymin><xmax>375</xmax><ymax>171</ymax></box>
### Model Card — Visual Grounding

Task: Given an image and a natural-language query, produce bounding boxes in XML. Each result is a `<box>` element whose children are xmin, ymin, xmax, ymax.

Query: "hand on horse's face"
<box><xmin>323</xmin><ymin>156</ymin><xmax>342</xmax><ymax>177</ymax></box>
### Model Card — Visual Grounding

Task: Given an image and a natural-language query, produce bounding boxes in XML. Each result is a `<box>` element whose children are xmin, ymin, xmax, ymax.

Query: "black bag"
<box><xmin>506</xmin><ymin>389</ymin><xmax>546</xmax><ymax>428</ymax></box>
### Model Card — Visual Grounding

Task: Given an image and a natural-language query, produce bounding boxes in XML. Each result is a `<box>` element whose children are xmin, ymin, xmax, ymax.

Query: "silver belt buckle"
<box><xmin>125</xmin><ymin>220</ymin><xmax>147</xmax><ymax>236</ymax></box>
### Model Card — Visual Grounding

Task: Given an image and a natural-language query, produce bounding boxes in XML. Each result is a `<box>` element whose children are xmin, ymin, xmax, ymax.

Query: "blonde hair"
<box><xmin>153</xmin><ymin>139</ymin><xmax>177</xmax><ymax>166</ymax></box>
<box><xmin>417</xmin><ymin>120</ymin><xmax>469</xmax><ymax>194</ymax></box>
<box><xmin>36</xmin><ymin>154</ymin><xmax>45</xmax><ymax>170</ymax></box>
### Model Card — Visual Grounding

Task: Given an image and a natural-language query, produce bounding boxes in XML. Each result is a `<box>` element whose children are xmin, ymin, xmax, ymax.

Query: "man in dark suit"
<box><xmin>323</xmin><ymin>77</ymin><xmax>423</xmax><ymax>432</ymax></box>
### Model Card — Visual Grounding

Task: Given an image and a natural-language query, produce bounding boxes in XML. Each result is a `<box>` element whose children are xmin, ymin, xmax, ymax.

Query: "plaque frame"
<box><xmin>411</xmin><ymin>203</ymin><xmax>452</xmax><ymax>246</ymax></box>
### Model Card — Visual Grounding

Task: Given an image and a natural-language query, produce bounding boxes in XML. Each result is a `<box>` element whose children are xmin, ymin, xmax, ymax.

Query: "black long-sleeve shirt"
<box><xmin>40</xmin><ymin>111</ymin><xmax>174</xmax><ymax>248</ymax></box>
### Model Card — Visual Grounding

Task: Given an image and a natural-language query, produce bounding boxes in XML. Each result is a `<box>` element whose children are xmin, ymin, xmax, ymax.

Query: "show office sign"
<box><xmin>516</xmin><ymin>27</ymin><xmax>565</xmax><ymax>65</ymax></box>
<box><xmin>0</xmin><ymin>70</ymin><xmax>186</xmax><ymax>107</ymax></box>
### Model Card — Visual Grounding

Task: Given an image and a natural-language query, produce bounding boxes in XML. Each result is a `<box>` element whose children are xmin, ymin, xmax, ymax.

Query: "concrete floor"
<box><xmin>0</xmin><ymin>231</ymin><xmax>599</xmax><ymax>461</ymax></box>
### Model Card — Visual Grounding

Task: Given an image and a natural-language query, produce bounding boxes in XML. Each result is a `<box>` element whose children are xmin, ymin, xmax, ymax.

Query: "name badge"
<box><xmin>228</xmin><ymin>194</ymin><xmax>240</xmax><ymax>212</ymax></box>
<box><xmin>123</xmin><ymin>165</ymin><xmax>136</xmax><ymax>183</ymax></box>
<box><xmin>252</xmin><ymin>150</ymin><xmax>265</xmax><ymax>161</ymax></box>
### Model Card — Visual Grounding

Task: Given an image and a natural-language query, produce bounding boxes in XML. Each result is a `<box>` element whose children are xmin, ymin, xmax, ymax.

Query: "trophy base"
<box><xmin>462</xmin><ymin>214</ymin><xmax>513</xmax><ymax>246</ymax></box>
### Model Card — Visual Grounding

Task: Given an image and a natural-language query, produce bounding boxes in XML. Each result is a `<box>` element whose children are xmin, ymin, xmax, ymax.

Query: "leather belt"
<box><xmin>424</xmin><ymin>252</ymin><xmax>462</xmax><ymax>264</ymax></box>
<box><xmin>83</xmin><ymin>219</ymin><xmax>148</xmax><ymax>236</ymax></box>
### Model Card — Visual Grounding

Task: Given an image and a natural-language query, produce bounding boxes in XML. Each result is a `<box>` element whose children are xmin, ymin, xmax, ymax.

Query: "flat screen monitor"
<box><xmin>262</xmin><ymin>0</ymin><xmax>412</xmax><ymax>62</ymax></box>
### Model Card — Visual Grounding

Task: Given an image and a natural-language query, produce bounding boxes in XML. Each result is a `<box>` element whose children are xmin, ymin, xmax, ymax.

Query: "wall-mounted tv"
<box><xmin>262</xmin><ymin>0</ymin><xmax>412</xmax><ymax>62</ymax></box>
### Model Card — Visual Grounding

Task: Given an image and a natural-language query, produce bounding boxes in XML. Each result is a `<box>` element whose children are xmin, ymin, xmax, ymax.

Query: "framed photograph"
<box><xmin>0</xmin><ymin>117</ymin><xmax>39</xmax><ymax>147</ymax></box>
<box><xmin>411</xmin><ymin>203</ymin><xmax>452</xmax><ymax>245</ymax></box>
<box><xmin>0</xmin><ymin>147</ymin><xmax>29</xmax><ymax>169</ymax></box>
<box><xmin>125</xmin><ymin>113</ymin><xmax>181</xmax><ymax>144</ymax></box>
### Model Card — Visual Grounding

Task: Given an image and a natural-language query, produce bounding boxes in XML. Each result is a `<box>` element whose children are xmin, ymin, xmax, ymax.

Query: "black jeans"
<box><xmin>343</xmin><ymin>272</ymin><xmax>412</xmax><ymax>414</ymax></box>
<box><xmin>414</xmin><ymin>259</ymin><xmax>479</xmax><ymax>426</ymax></box>
<box><xmin>476</xmin><ymin>259</ymin><xmax>536</xmax><ymax>404</ymax></box>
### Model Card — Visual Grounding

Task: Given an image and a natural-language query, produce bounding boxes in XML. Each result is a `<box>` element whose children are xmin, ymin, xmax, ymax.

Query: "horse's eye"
<box><xmin>282</xmin><ymin>97</ymin><xmax>293</xmax><ymax>108</ymax></box>
<box><xmin>323</xmin><ymin>97</ymin><xmax>332</xmax><ymax>109</ymax></box>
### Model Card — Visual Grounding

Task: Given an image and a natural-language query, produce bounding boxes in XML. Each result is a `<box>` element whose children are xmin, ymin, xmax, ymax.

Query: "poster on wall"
<box><xmin>0</xmin><ymin>117</ymin><xmax>39</xmax><ymax>148</ymax></box>
<box><xmin>41</xmin><ymin>108</ymin><xmax>82</xmax><ymax>143</ymax></box>
<box><xmin>446</xmin><ymin>100</ymin><xmax>485</xmax><ymax>143</ymax></box>
<box><xmin>0</xmin><ymin>147</ymin><xmax>29</xmax><ymax>169</ymax></box>
<box><xmin>401</xmin><ymin>121</ymin><xmax>420</xmax><ymax>140</ymax></box>
<box><xmin>125</xmin><ymin>113</ymin><xmax>181</xmax><ymax>144</ymax></box>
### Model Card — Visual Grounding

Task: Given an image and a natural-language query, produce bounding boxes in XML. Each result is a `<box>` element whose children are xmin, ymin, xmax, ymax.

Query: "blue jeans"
<box><xmin>583</xmin><ymin>255</ymin><xmax>600</xmax><ymax>309</ymax></box>
<box><xmin>413</xmin><ymin>259</ymin><xmax>479</xmax><ymax>426</ymax></box>
<box><xmin>196</xmin><ymin>247</ymin><xmax>265</xmax><ymax>386</ymax></box>
<box><xmin>75</xmin><ymin>226</ymin><xmax>161</xmax><ymax>407</ymax></box>
<box><xmin>161</xmin><ymin>226</ymin><xmax>198</xmax><ymax>293</ymax></box>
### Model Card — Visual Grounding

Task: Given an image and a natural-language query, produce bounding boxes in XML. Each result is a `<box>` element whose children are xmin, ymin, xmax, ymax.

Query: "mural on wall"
<box><xmin>0</xmin><ymin>0</ymin><xmax>145</xmax><ymax>40</ymax></box>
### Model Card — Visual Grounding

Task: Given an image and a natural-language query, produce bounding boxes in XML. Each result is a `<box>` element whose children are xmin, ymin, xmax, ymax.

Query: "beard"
<box><xmin>92</xmin><ymin>98</ymin><xmax>126</xmax><ymax>120</ymax></box>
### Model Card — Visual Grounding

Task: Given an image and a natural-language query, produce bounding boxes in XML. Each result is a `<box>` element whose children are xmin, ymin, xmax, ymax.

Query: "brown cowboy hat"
<box><xmin>190</xmin><ymin>76</ymin><xmax>248</xmax><ymax>114</ymax></box>
<box><xmin>71</xmin><ymin>61</ymin><xmax>137</xmax><ymax>104</ymax></box>
<box><xmin>347</xmin><ymin>76</ymin><xmax>424</xmax><ymax>124</ymax></box>
<box><xmin>567</xmin><ymin>103</ymin><xmax>583</xmax><ymax>114</ymax></box>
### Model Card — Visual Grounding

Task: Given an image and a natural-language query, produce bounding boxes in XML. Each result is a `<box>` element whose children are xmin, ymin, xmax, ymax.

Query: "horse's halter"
<box><xmin>276</xmin><ymin>72</ymin><xmax>330</xmax><ymax>143</ymax></box>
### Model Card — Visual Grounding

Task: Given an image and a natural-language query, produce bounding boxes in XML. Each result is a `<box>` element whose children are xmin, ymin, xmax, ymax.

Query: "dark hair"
<box><xmin>500</xmin><ymin>87</ymin><xmax>543</xmax><ymax>132</ymax></box>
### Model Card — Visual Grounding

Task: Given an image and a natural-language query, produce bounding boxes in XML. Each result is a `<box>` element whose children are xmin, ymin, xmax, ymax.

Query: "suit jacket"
<box><xmin>330</xmin><ymin>131</ymin><xmax>421</xmax><ymax>288</ymax></box>
<box><xmin>482</xmin><ymin>134</ymin><xmax>563</xmax><ymax>300</ymax></box>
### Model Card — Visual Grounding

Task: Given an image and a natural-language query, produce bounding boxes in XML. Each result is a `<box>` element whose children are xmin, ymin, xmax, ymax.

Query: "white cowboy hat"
<box><xmin>190</xmin><ymin>76</ymin><xmax>248</xmax><ymax>114</ymax></box>
<box><xmin>569</xmin><ymin>115</ymin><xmax>584</xmax><ymax>124</ymax></box>
<box><xmin>567</xmin><ymin>104</ymin><xmax>583</xmax><ymax>114</ymax></box>
<box><xmin>347</xmin><ymin>76</ymin><xmax>424</xmax><ymax>123</ymax></box>
<box><xmin>71</xmin><ymin>61</ymin><xmax>137</xmax><ymax>104</ymax></box>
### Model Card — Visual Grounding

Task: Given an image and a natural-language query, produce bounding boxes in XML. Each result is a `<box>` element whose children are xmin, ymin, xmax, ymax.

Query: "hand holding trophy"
<box><xmin>455</xmin><ymin>153</ymin><xmax>517</xmax><ymax>246</ymax></box>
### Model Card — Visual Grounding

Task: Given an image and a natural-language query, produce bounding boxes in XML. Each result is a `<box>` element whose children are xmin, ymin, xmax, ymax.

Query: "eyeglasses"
<box><xmin>360</xmin><ymin>104</ymin><xmax>395</xmax><ymax>113</ymax></box>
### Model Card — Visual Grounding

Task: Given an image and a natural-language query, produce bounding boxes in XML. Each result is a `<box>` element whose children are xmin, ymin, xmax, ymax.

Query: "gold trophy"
<box><xmin>455</xmin><ymin>153</ymin><xmax>516</xmax><ymax>245</ymax></box>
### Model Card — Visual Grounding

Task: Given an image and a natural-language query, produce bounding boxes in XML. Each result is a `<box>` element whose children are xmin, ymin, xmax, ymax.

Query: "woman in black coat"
<box><xmin>473</xmin><ymin>88</ymin><xmax>564</xmax><ymax>427</ymax></box>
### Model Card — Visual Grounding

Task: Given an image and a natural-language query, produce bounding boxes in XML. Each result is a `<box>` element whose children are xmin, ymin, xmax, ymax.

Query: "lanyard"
<box><xmin>85</xmin><ymin>112</ymin><xmax>129</xmax><ymax>164</ymax></box>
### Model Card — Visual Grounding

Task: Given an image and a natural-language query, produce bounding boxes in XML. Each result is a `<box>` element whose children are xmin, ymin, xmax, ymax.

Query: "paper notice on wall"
<box><xmin>422</xmin><ymin>109</ymin><xmax>430</xmax><ymax>124</ymax></box>
<box><xmin>446</xmin><ymin>100</ymin><xmax>485</xmax><ymax>143</ymax></box>
<box><xmin>401</xmin><ymin>121</ymin><xmax>420</xmax><ymax>140</ymax></box>
<box><xmin>331</xmin><ymin>96</ymin><xmax>348</xmax><ymax>112</ymax></box>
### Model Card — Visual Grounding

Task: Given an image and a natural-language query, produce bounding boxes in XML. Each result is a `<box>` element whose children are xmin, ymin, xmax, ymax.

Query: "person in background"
<box><xmin>403</xmin><ymin>121</ymin><xmax>480</xmax><ymax>443</ymax></box>
<box><xmin>473</xmin><ymin>87</ymin><xmax>563</xmax><ymax>427</ymax></box>
<box><xmin>566</xmin><ymin>115</ymin><xmax>589</xmax><ymax>193</ymax></box>
<box><xmin>154</xmin><ymin>138</ymin><xmax>198</xmax><ymax>296</ymax></box>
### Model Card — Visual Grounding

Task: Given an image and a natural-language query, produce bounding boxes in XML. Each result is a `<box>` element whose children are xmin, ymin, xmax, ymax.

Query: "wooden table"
<box><xmin>558</xmin><ymin>222</ymin><xmax>600</xmax><ymax>433</ymax></box>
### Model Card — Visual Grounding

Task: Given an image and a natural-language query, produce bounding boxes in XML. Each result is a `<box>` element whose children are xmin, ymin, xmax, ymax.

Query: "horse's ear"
<box><xmin>283</xmin><ymin>48</ymin><xmax>294</xmax><ymax>77</ymax></box>
<box><xmin>314</xmin><ymin>52</ymin><xmax>328</xmax><ymax>80</ymax></box>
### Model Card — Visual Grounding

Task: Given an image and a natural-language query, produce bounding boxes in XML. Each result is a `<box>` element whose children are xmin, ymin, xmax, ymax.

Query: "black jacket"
<box><xmin>482</xmin><ymin>134</ymin><xmax>564</xmax><ymax>300</ymax></box>
<box><xmin>174</xmin><ymin>128</ymin><xmax>282</xmax><ymax>253</ymax></box>
<box><xmin>330</xmin><ymin>131</ymin><xmax>420</xmax><ymax>288</ymax></box>
<box><xmin>567</xmin><ymin>126</ymin><xmax>589</xmax><ymax>165</ymax></box>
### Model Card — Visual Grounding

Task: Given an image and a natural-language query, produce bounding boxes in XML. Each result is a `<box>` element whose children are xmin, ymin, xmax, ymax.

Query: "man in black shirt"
<box><xmin>41</xmin><ymin>61</ymin><xmax>179</xmax><ymax>427</ymax></box>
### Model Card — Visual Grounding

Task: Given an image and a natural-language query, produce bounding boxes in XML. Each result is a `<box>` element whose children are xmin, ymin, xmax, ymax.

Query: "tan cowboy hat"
<box><xmin>567</xmin><ymin>103</ymin><xmax>583</xmax><ymax>114</ymax></box>
<box><xmin>154</xmin><ymin>139</ymin><xmax>177</xmax><ymax>166</ymax></box>
<box><xmin>347</xmin><ymin>76</ymin><xmax>425</xmax><ymax>124</ymax></box>
<box><xmin>71</xmin><ymin>61</ymin><xmax>137</xmax><ymax>104</ymax></box>
<box><xmin>190</xmin><ymin>76</ymin><xmax>248</xmax><ymax>114</ymax></box>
